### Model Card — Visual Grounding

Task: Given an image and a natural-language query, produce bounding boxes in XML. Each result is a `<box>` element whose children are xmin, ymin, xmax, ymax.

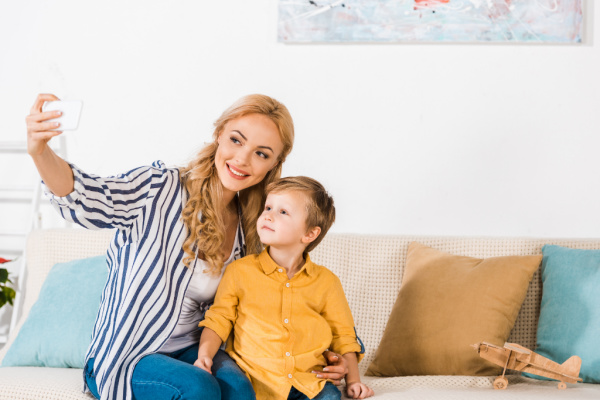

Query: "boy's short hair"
<box><xmin>265</xmin><ymin>176</ymin><xmax>335</xmax><ymax>253</ymax></box>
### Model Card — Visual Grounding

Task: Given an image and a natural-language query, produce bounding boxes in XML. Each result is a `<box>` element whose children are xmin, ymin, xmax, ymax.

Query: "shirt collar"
<box><xmin>258</xmin><ymin>247</ymin><xmax>315</xmax><ymax>277</ymax></box>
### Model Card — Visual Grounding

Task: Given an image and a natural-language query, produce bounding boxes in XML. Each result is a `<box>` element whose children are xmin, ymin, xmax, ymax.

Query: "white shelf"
<box><xmin>0</xmin><ymin>140</ymin><xmax>48</xmax><ymax>344</ymax></box>
<box><xmin>0</xmin><ymin>231</ymin><xmax>28</xmax><ymax>237</ymax></box>
<box><xmin>0</xmin><ymin>187</ymin><xmax>34</xmax><ymax>201</ymax></box>
<box><xmin>0</xmin><ymin>185</ymin><xmax>34</xmax><ymax>192</ymax></box>
<box><xmin>0</xmin><ymin>142</ymin><xmax>27</xmax><ymax>153</ymax></box>
<box><xmin>0</xmin><ymin>197</ymin><xmax>33</xmax><ymax>204</ymax></box>
<box><xmin>0</xmin><ymin>135</ymin><xmax>67</xmax><ymax>348</ymax></box>
<box><xmin>0</xmin><ymin>249</ymin><xmax>22</xmax><ymax>256</ymax></box>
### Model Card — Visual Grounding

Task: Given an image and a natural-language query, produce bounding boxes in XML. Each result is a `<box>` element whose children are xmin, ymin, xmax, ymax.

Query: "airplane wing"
<box><xmin>504</xmin><ymin>342</ymin><xmax>532</xmax><ymax>354</ymax></box>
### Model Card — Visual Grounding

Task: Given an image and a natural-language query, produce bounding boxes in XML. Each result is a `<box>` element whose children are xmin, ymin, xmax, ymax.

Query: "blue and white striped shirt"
<box><xmin>43</xmin><ymin>160</ymin><xmax>245</xmax><ymax>400</ymax></box>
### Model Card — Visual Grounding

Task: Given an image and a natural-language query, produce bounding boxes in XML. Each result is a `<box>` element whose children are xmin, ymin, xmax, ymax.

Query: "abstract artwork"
<box><xmin>278</xmin><ymin>0</ymin><xmax>583</xmax><ymax>43</ymax></box>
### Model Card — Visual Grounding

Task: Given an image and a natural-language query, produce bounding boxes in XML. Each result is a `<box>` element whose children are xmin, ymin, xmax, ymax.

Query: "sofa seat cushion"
<box><xmin>1</xmin><ymin>368</ymin><xmax>598</xmax><ymax>400</ymax></box>
<box><xmin>356</xmin><ymin>375</ymin><xmax>600</xmax><ymax>399</ymax></box>
<box><xmin>0</xmin><ymin>367</ymin><xmax>89</xmax><ymax>399</ymax></box>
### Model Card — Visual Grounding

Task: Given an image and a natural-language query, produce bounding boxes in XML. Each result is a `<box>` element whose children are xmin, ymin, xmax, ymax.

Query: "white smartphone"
<box><xmin>42</xmin><ymin>100</ymin><xmax>83</xmax><ymax>131</ymax></box>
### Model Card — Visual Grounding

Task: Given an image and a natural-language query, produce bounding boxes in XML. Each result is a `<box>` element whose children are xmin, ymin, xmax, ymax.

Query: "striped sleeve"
<box><xmin>42</xmin><ymin>160</ymin><xmax>172</xmax><ymax>230</ymax></box>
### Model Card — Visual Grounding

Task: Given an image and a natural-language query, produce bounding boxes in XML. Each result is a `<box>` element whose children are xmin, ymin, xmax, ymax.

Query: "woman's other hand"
<box><xmin>26</xmin><ymin>93</ymin><xmax>63</xmax><ymax>156</ymax></box>
<box><xmin>313</xmin><ymin>350</ymin><xmax>349</xmax><ymax>385</ymax></box>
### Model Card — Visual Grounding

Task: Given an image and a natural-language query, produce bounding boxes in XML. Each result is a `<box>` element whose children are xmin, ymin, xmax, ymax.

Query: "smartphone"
<box><xmin>42</xmin><ymin>100</ymin><xmax>83</xmax><ymax>131</ymax></box>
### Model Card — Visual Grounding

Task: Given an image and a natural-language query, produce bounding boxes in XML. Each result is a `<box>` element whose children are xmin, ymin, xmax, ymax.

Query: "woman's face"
<box><xmin>215</xmin><ymin>113</ymin><xmax>284</xmax><ymax>195</ymax></box>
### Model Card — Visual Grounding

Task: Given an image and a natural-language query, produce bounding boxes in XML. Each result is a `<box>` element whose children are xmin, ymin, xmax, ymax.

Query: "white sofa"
<box><xmin>1</xmin><ymin>229</ymin><xmax>599</xmax><ymax>399</ymax></box>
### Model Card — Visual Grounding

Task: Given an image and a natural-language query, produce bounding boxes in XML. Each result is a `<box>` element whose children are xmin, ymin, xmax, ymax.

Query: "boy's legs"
<box><xmin>177</xmin><ymin>345</ymin><xmax>255</xmax><ymax>400</ymax></box>
<box><xmin>132</xmin><ymin>351</ymin><xmax>220</xmax><ymax>400</ymax></box>
<box><xmin>211</xmin><ymin>349</ymin><xmax>257</xmax><ymax>400</ymax></box>
<box><xmin>288</xmin><ymin>382</ymin><xmax>341</xmax><ymax>400</ymax></box>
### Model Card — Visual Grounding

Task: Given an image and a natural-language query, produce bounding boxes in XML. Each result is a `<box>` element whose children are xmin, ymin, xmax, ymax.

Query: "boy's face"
<box><xmin>257</xmin><ymin>190</ymin><xmax>313</xmax><ymax>250</ymax></box>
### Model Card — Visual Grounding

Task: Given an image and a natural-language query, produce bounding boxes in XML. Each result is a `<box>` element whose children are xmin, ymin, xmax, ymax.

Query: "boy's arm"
<box><xmin>343</xmin><ymin>352</ymin><xmax>374</xmax><ymax>399</ymax></box>
<box><xmin>342</xmin><ymin>352</ymin><xmax>361</xmax><ymax>385</ymax></box>
<box><xmin>320</xmin><ymin>274</ymin><xmax>364</xmax><ymax>362</ymax></box>
<box><xmin>194</xmin><ymin>328</ymin><xmax>223</xmax><ymax>374</ymax></box>
<box><xmin>196</xmin><ymin>262</ymin><xmax>241</xmax><ymax>373</ymax></box>
<box><xmin>198</xmin><ymin>263</ymin><xmax>240</xmax><ymax>342</ymax></box>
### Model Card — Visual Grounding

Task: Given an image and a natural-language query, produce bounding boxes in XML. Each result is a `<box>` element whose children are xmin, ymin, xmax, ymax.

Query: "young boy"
<box><xmin>195</xmin><ymin>177</ymin><xmax>374</xmax><ymax>400</ymax></box>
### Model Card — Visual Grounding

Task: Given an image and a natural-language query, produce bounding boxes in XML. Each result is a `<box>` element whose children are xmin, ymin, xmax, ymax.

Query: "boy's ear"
<box><xmin>302</xmin><ymin>226</ymin><xmax>321</xmax><ymax>245</ymax></box>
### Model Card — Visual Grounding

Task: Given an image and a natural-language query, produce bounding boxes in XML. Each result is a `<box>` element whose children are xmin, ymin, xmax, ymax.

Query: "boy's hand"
<box><xmin>346</xmin><ymin>382</ymin><xmax>374</xmax><ymax>399</ymax></box>
<box><xmin>193</xmin><ymin>356</ymin><xmax>213</xmax><ymax>374</ymax></box>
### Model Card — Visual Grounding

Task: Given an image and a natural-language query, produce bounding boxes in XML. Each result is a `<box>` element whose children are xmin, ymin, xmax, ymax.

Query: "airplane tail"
<box><xmin>561</xmin><ymin>355</ymin><xmax>582</xmax><ymax>376</ymax></box>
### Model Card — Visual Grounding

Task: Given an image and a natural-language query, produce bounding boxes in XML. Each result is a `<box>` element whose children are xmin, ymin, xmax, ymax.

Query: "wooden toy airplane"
<box><xmin>472</xmin><ymin>342</ymin><xmax>582</xmax><ymax>390</ymax></box>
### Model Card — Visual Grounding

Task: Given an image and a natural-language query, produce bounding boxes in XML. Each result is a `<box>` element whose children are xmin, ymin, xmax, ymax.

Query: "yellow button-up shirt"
<box><xmin>199</xmin><ymin>248</ymin><xmax>363</xmax><ymax>400</ymax></box>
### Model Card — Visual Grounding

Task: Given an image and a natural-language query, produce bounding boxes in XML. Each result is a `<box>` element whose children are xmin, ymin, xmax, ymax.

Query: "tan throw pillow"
<box><xmin>366</xmin><ymin>242</ymin><xmax>542</xmax><ymax>377</ymax></box>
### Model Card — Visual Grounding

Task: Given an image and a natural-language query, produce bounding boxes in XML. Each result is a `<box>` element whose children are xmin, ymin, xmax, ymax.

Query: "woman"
<box><xmin>26</xmin><ymin>93</ymin><xmax>348</xmax><ymax>400</ymax></box>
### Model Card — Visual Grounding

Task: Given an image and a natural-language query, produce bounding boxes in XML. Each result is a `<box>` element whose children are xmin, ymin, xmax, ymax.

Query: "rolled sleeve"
<box><xmin>42</xmin><ymin>162</ymin><xmax>87</xmax><ymax>207</ymax></box>
<box><xmin>322</xmin><ymin>274</ymin><xmax>365</xmax><ymax>363</ymax></box>
<box><xmin>332</xmin><ymin>336</ymin><xmax>364</xmax><ymax>363</ymax></box>
<box><xmin>199</xmin><ymin>310</ymin><xmax>234</xmax><ymax>344</ymax></box>
<box><xmin>198</xmin><ymin>264</ymin><xmax>240</xmax><ymax>343</ymax></box>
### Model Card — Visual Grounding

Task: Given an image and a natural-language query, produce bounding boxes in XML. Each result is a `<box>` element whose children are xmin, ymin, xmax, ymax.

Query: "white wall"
<box><xmin>1</xmin><ymin>0</ymin><xmax>599</xmax><ymax>238</ymax></box>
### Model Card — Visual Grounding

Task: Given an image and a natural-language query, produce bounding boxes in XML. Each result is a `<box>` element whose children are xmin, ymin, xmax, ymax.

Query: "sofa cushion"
<box><xmin>366</xmin><ymin>242</ymin><xmax>541</xmax><ymax>377</ymax></box>
<box><xmin>1</xmin><ymin>255</ymin><xmax>107</xmax><ymax>368</ymax></box>
<box><xmin>0</xmin><ymin>367</ymin><xmax>91</xmax><ymax>399</ymax></box>
<box><xmin>523</xmin><ymin>245</ymin><xmax>600</xmax><ymax>383</ymax></box>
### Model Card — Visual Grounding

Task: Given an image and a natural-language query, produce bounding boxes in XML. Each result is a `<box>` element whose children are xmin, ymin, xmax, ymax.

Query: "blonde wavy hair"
<box><xmin>179</xmin><ymin>94</ymin><xmax>294</xmax><ymax>274</ymax></box>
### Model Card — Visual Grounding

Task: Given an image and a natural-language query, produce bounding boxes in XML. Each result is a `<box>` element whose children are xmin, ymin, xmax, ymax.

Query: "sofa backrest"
<box><xmin>310</xmin><ymin>234</ymin><xmax>600</xmax><ymax>374</ymax></box>
<box><xmin>2</xmin><ymin>229</ymin><xmax>600</xmax><ymax>374</ymax></box>
<box><xmin>0</xmin><ymin>228</ymin><xmax>114</xmax><ymax>363</ymax></box>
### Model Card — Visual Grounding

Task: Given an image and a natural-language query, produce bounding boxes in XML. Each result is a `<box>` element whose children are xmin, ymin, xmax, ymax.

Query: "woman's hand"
<box><xmin>313</xmin><ymin>350</ymin><xmax>349</xmax><ymax>385</ymax></box>
<box><xmin>26</xmin><ymin>93</ymin><xmax>63</xmax><ymax>156</ymax></box>
<box><xmin>346</xmin><ymin>382</ymin><xmax>374</xmax><ymax>399</ymax></box>
<box><xmin>25</xmin><ymin>93</ymin><xmax>75</xmax><ymax>196</ymax></box>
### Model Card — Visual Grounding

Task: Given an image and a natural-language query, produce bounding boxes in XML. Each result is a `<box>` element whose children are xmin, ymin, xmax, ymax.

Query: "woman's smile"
<box><xmin>226</xmin><ymin>163</ymin><xmax>250</xmax><ymax>179</ymax></box>
<box><xmin>215</xmin><ymin>113</ymin><xmax>283</xmax><ymax>196</ymax></box>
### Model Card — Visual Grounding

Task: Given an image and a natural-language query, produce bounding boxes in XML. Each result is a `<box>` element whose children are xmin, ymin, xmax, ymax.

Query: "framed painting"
<box><xmin>278</xmin><ymin>0</ymin><xmax>584</xmax><ymax>43</ymax></box>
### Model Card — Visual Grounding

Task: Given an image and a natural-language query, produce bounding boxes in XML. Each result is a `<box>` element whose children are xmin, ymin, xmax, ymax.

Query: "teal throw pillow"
<box><xmin>523</xmin><ymin>245</ymin><xmax>600</xmax><ymax>383</ymax></box>
<box><xmin>2</xmin><ymin>255</ymin><xmax>107</xmax><ymax>368</ymax></box>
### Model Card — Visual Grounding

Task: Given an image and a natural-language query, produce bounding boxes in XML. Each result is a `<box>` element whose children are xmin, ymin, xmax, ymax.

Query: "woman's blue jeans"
<box><xmin>84</xmin><ymin>345</ymin><xmax>255</xmax><ymax>400</ymax></box>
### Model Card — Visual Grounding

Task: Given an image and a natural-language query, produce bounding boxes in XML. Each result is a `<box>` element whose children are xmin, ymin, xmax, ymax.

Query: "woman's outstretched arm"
<box><xmin>25</xmin><ymin>93</ymin><xmax>178</xmax><ymax>231</ymax></box>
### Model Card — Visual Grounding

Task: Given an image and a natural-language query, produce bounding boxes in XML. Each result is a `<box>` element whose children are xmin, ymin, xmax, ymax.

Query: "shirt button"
<box><xmin>285</xmin><ymin>283</ymin><xmax>291</xmax><ymax>288</ymax></box>
<box><xmin>286</xmin><ymin>352</ymin><xmax>291</xmax><ymax>357</ymax></box>
<box><xmin>288</xmin><ymin>374</ymin><xmax>293</xmax><ymax>379</ymax></box>
<box><xmin>284</xmin><ymin>319</ymin><xmax>289</xmax><ymax>324</ymax></box>
<box><xmin>278</xmin><ymin>269</ymin><xmax>283</xmax><ymax>273</ymax></box>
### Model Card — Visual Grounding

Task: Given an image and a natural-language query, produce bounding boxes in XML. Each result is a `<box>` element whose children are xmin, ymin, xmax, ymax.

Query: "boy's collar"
<box><xmin>258</xmin><ymin>247</ymin><xmax>315</xmax><ymax>276</ymax></box>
